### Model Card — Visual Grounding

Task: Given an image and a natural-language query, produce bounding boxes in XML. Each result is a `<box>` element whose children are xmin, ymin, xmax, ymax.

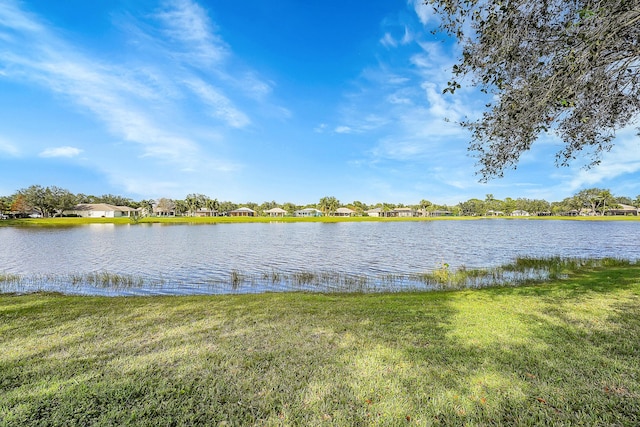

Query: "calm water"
<box><xmin>0</xmin><ymin>220</ymin><xmax>638</xmax><ymax>295</ymax></box>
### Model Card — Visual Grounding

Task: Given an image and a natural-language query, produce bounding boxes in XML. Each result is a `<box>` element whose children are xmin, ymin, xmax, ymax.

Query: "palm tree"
<box><xmin>318</xmin><ymin>196</ymin><xmax>339</xmax><ymax>216</ymax></box>
<box><xmin>205</xmin><ymin>198</ymin><xmax>219</xmax><ymax>217</ymax></box>
<box><xmin>598</xmin><ymin>189</ymin><xmax>616</xmax><ymax>215</ymax></box>
<box><xmin>185</xmin><ymin>194</ymin><xmax>203</xmax><ymax>217</ymax></box>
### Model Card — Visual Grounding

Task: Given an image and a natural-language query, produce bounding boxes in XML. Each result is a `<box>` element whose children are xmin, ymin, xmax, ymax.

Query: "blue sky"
<box><xmin>1</xmin><ymin>0</ymin><xmax>639</xmax><ymax>205</ymax></box>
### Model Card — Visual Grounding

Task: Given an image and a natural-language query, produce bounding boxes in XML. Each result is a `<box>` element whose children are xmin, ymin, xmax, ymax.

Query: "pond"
<box><xmin>0</xmin><ymin>220</ymin><xmax>638</xmax><ymax>295</ymax></box>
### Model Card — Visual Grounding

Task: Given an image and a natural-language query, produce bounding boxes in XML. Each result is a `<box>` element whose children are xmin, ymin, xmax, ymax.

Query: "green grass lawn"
<box><xmin>1</xmin><ymin>265</ymin><xmax>639</xmax><ymax>426</ymax></box>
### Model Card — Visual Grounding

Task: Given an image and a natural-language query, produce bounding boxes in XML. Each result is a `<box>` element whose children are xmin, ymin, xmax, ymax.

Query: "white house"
<box><xmin>66</xmin><ymin>203</ymin><xmax>137</xmax><ymax>218</ymax></box>
<box><xmin>228</xmin><ymin>207</ymin><xmax>256</xmax><ymax>217</ymax></box>
<box><xmin>334</xmin><ymin>207</ymin><xmax>356</xmax><ymax>217</ymax></box>
<box><xmin>264</xmin><ymin>207</ymin><xmax>288</xmax><ymax>217</ymax></box>
<box><xmin>294</xmin><ymin>208</ymin><xmax>323</xmax><ymax>217</ymax></box>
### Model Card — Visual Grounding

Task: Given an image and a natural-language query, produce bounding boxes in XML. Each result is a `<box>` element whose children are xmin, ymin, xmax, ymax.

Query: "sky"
<box><xmin>1</xmin><ymin>0</ymin><xmax>639</xmax><ymax>206</ymax></box>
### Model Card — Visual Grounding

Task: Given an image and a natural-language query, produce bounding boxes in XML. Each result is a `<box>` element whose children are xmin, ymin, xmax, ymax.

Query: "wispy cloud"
<box><xmin>0</xmin><ymin>137</ymin><xmax>19</xmax><ymax>157</ymax></box>
<box><xmin>566</xmin><ymin>127</ymin><xmax>640</xmax><ymax>192</ymax></box>
<box><xmin>183</xmin><ymin>78</ymin><xmax>250</xmax><ymax>128</ymax></box>
<box><xmin>0</xmin><ymin>0</ymin><xmax>277</xmax><ymax>181</ymax></box>
<box><xmin>155</xmin><ymin>0</ymin><xmax>228</xmax><ymax>66</ymax></box>
<box><xmin>409</xmin><ymin>0</ymin><xmax>438</xmax><ymax>26</ymax></box>
<box><xmin>335</xmin><ymin>126</ymin><xmax>353</xmax><ymax>134</ymax></box>
<box><xmin>39</xmin><ymin>146</ymin><xmax>83</xmax><ymax>158</ymax></box>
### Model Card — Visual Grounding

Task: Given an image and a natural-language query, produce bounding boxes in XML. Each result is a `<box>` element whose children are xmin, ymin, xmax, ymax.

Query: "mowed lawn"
<box><xmin>1</xmin><ymin>265</ymin><xmax>639</xmax><ymax>426</ymax></box>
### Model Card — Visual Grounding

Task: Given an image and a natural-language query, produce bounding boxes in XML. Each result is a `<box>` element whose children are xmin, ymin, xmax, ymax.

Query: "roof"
<box><xmin>230</xmin><ymin>207</ymin><xmax>256</xmax><ymax>213</ymax></box>
<box><xmin>264</xmin><ymin>207</ymin><xmax>287</xmax><ymax>213</ymax></box>
<box><xmin>615</xmin><ymin>204</ymin><xmax>638</xmax><ymax>211</ymax></box>
<box><xmin>72</xmin><ymin>203</ymin><xmax>136</xmax><ymax>212</ymax></box>
<box><xmin>336</xmin><ymin>207</ymin><xmax>355</xmax><ymax>214</ymax></box>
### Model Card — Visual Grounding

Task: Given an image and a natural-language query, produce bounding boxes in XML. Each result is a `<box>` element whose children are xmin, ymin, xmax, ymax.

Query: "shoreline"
<box><xmin>1</xmin><ymin>214</ymin><xmax>639</xmax><ymax>227</ymax></box>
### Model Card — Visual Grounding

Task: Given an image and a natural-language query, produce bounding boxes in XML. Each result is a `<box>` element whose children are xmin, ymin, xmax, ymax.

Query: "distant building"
<box><xmin>66</xmin><ymin>203</ymin><xmax>138</xmax><ymax>218</ymax></box>
<box><xmin>334</xmin><ymin>207</ymin><xmax>356</xmax><ymax>217</ymax></box>
<box><xmin>228</xmin><ymin>207</ymin><xmax>256</xmax><ymax>217</ymax></box>
<box><xmin>393</xmin><ymin>207</ymin><xmax>417</xmax><ymax>217</ymax></box>
<box><xmin>264</xmin><ymin>207</ymin><xmax>288</xmax><ymax>217</ymax></box>
<box><xmin>294</xmin><ymin>208</ymin><xmax>322</xmax><ymax>217</ymax></box>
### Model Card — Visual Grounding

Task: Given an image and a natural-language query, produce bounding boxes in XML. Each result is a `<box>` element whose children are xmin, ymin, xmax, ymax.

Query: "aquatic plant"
<box><xmin>0</xmin><ymin>257</ymin><xmax>635</xmax><ymax>296</ymax></box>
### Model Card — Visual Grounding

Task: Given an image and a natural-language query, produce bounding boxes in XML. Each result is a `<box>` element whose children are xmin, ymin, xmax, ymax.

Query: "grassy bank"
<box><xmin>2</xmin><ymin>214</ymin><xmax>639</xmax><ymax>227</ymax></box>
<box><xmin>2</xmin><ymin>265</ymin><xmax>640</xmax><ymax>425</ymax></box>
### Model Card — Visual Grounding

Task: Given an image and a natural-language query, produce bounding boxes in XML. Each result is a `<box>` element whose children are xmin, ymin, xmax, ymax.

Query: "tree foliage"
<box><xmin>425</xmin><ymin>0</ymin><xmax>640</xmax><ymax>179</ymax></box>
<box><xmin>318</xmin><ymin>196</ymin><xmax>340</xmax><ymax>216</ymax></box>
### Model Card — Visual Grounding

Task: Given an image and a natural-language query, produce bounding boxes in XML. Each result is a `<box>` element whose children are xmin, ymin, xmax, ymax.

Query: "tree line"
<box><xmin>1</xmin><ymin>185</ymin><xmax>638</xmax><ymax>218</ymax></box>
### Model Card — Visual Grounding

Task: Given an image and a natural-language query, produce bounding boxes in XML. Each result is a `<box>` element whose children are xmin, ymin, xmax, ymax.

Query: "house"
<box><xmin>228</xmin><ymin>207</ymin><xmax>256</xmax><ymax>217</ymax></box>
<box><xmin>153</xmin><ymin>207</ymin><xmax>175</xmax><ymax>217</ymax></box>
<box><xmin>66</xmin><ymin>203</ymin><xmax>138</xmax><ymax>218</ymax></box>
<box><xmin>294</xmin><ymin>208</ymin><xmax>323</xmax><ymax>217</ymax></box>
<box><xmin>511</xmin><ymin>210</ymin><xmax>530</xmax><ymax>217</ymax></box>
<box><xmin>606</xmin><ymin>204</ymin><xmax>639</xmax><ymax>216</ymax></box>
<box><xmin>429</xmin><ymin>210</ymin><xmax>453</xmax><ymax>217</ymax></box>
<box><xmin>365</xmin><ymin>207</ymin><xmax>395</xmax><ymax>217</ymax></box>
<box><xmin>365</xmin><ymin>208</ymin><xmax>382</xmax><ymax>217</ymax></box>
<box><xmin>264</xmin><ymin>207</ymin><xmax>287</xmax><ymax>217</ymax></box>
<box><xmin>334</xmin><ymin>207</ymin><xmax>356</xmax><ymax>217</ymax></box>
<box><xmin>393</xmin><ymin>207</ymin><xmax>417</xmax><ymax>218</ymax></box>
<box><xmin>193</xmin><ymin>208</ymin><xmax>217</xmax><ymax>217</ymax></box>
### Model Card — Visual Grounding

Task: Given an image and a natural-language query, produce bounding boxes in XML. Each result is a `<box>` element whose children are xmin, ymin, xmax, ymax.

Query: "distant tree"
<box><xmin>484</xmin><ymin>194</ymin><xmax>501</xmax><ymax>214</ymax></box>
<box><xmin>529</xmin><ymin>199</ymin><xmax>552</xmax><ymax>216</ymax></box>
<box><xmin>426</xmin><ymin>0</ymin><xmax>640</xmax><ymax>179</ymax></box>
<box><xmin>350</xmin><ymin>200</ymin><xmax>369</xmax><ymax>216</ymax></box>
<box><xmin>419</xmin><ymin>199</ymin><xmax>432</xmax><ymax>211</ymax></box>
<box><xmin>318</xmin><ymin>196</ymin><xmax>340</xmax><ymax>216</ymax></box>
<box><xmin>380</xmin><ymin>203</ymin><xmax>396</xmax><ymax>217</ymax></box>
<box><xmin>19</xmin><ymin>185</ymin><xmax>51</xmax><ymax>217</ymax></box>
<box><xmin>502</xmin><ymin>197</ymin><xmax>516</xmax><ymax>215</ymax></box>
<box><xmin>174</xmin><ymin>200</ymin><xmax>188</xmax><ymax>216</ymax></box>
<box><xmin>282</xmin><ymin>202</ymin><xmax>299</xmax><ymax>215</ymax></box>
<box><xmin>156</xmin><ymin>198</ymin><xmax>176</xmax><ymax>216</ymax></box>
<box><xmin>597</xmin><ymin>189</ymin><xmax>617</xmax><ymax>215</ymax></box>
<box><xmin>259</xmin><ymin>200</ymin><xmax>278</xmax><ymax>214</ymax></box>
<box><xmin>185</xmin><ymin>194</ymin><xmax>208</xmax><ymax>216</ymax></box>
<box><xmin>574</xmin><ymin>188</ymin><xmax>615</xmax><ymax>215</ymax></box>
<box><xmin>218</xmin><ymin>201</ymin><xmax>238</xmax><ymax>215</ymax></box>
<box><xmin>458</xmin><ymin>198</ymin><xmax>484</xmax><ymax>216</ymax></box>
<box><xmin>47</xmin><ymin>186</ymin><xmax>77</xmax><ymax>216</ymax></box>
<box><xmin>135</xmin><ymin>199</ymin><xmax>154</xmax><ymax>215</ymax></box>
<box><xmin>98</xmin><ymin>194</ymin><xmax>133</xmax><ymax>206</ymax></box>
<box><xmin>0</xmin><ymin>196</ymin><xmax>10</xmax><ymax>214</ymax></box>
<box><xmin>615</xmin><ymin>196</ymin><xmax>634</xmax><ymax>206</ymax></box>
<box><xmin>205</xmin><ymin>198</ymin><xmax>219</xmax><ymax>216</ymax></box>
<box><xmin>10</xmin><ymin>194</ymin><xmax>31</xmax><ymax>216</ymax></box>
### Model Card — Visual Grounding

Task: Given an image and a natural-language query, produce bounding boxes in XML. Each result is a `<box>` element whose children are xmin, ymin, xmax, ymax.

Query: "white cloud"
<box><xmin>155</xmin><ymin>0</ymin><xmax>228</xmax><ymax>66</ymax></box>
<box><xmin>410</xmin><ymin>0</ymin><xmax>438</xmax><ymax>26</ymax></box>
<box><xmin>0</xmin><ymin>0</ymin><xmax>250</xmax><ymax>171</ymax></box>
<box><xmin>380</xmin><ymin>33</ymin><xmax>397</xmax><ymax>48</ymax></box>
<box><xmin>39</xmin><ymin>146</ymin><xmax>83</xmax><ymax>158</ymax></box>
<box><xmin>0</xmin><ymin>1</ymin><xmax>44</xmax><ymax>33</ymax></box>
<box><xmin>183</xmin><ymin>78</ymin><xmax>251</xmax><ymax>128</ymax></box>
<box><xmin>566</xmin><ymin>128</ymin><xmax>640</xmax><ymax>191</ymax></box>
<box><xmin>0</xmin><ymin>137</ymin><xmax>19</xmax><ymax>156</ymax></box>
<box><xmin>314</xmin><ymin>123</ymin><xmax>328</xmax><ymax>133</ymax></box>
<box><xmin>335</xmin><ymin>126</ymin><xmax>353</xmax><ymax>134</ymax></box>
